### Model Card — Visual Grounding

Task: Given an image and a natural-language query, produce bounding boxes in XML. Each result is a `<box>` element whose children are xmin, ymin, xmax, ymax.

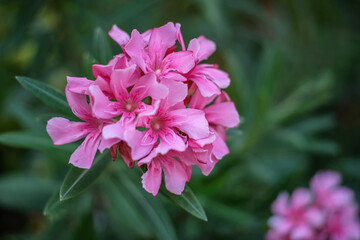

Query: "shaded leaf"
<box><xmin>59</xmin><ymin>152</ymin><xmax>110</xmax><ymax>201</ymax></box>
<box><xmin>118</xmin><ymin>171</ymin><xmax>178</xmax><ymax>240</ymax></box>
<box><xmin>43</xmin><ymin>189</ymin><xmax>83</xmax><ymax>221</ymax></box>
<box><xmin>93</xmin><ymin>27</ymin><xmax>113</xmax><ymax>64</ymax></box>
<box><xmin>160</xmin><ymin>185</ymin><xmax>208</xmax><ymax>222</ymax></box>
<box><xmin>0</xmin><ymin>131</ymin><xmax>75</xmax><ymax>152</ymax></box>
<box><xmin>0</xmin><ymin>174</ymin><xmax>57</xmax><ymax>211</ymax></box>
<box><xmin>101</xmin><ymin>176</ymin><xmax>151</xmax><ymax>238</ymax></box>
<box><xmin>16</xmin><ymin>76</ymin><xmax>72</xmax><ymax>115</ymax></box>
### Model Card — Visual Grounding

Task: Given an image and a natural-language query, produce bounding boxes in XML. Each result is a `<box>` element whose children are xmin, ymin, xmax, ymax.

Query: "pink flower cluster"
<box><xmin>46</xmin><ymin>22</ymin><xmax>240</xmax><ymax>196</ymax></box>
<box><xmin>267</xmin><ymin>171</ymin><xmax>360</xmax><ymax>240</ymax></box>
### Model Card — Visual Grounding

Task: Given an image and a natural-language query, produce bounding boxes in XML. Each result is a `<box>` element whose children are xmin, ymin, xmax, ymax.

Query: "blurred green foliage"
<box><xmin>0</xmin><ymin>0</ymin><xmax>360</xmax><ymax>239</ymax></box>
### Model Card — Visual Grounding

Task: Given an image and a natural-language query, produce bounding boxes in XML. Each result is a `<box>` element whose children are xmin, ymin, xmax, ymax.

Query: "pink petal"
<box><xmin>110</xmin><ymin>65</ymin><xmax>137</xmax><ymax>100</ymax></box>
<box><xmin>291</xmin><ymin>188</ymin><xmax>312</xmax><ymax>208</ymax></box>
<box><xmin>190</xmin><ymin>74</ymin><xmax>221</xmax><ymax>97</ymax></box>
<box><xmin>65</xmin><ymin>87</ymin><xmax>92</xmax><ymax>121</ymax></box>
<box><xmin>212</xmin><ymin>130</ymin><xmax>229</xmax><ymax>159</ymax></box>
<box><xmin>69</xmin><ymin>132</ymin><xmax>101</xmax><ymax>169</ymax></box>
<box><xmin>194</xmin><ymin>130</ymin><xmax>216</xmax><ymax>147</ymax></box>
<box><xmin>161</xmin><ymin>72</ymin><xmax>187</xmax><ymax>82</ymax></box>
<box><xmin>198</xmin><ymin>65</ymin><xmax>230</xmax><ymax>89</ymax></box>
<box><xmin>188</xmin><ymin>89</ymin><xmax>216</xmax><ymax>109</ymax></box>
<box><xmin>141</xmin><ymin>29</ymin><xmax>152</xmax><ymax>43</ymax></box>
<box><xmin>330</xmin><ymin>187</ymin><xmax>354</xmax><ymax>208</ymax></box>
<box><xmin>162</xmin><ymin>80</ymin><xmax>187</xmax><ymax>107</ymax></box>
<box><xmin>141</xmin><ymin>160</ymin><xmax>162</xmax><ymax>196</ymax></box>
<box><xmin>305</xmin><ymin>207</ymin><xmax>324</xmax><ymax>228</ymax></box>
<box><xmin>168</xmin><ymin>108</ymin><xmax>209</xmax><ymax>139</ymax></box>
<box><xmin>132</xmin><ymin>73</ymin><xmax>169</xmax><ymax>100</ymax></box>
<box><xmin>310</xmin><ymin>170</ymin><xmax>341</xmax><ymax>193</ymax></box>
<box><xmin>175</xmin><ymin>23</ymin><xmax>185</xmax><ymax>51</ymax></box>
<box><xmin>205</xmin><ymin>101</ymin><xmax>240</xmax><ymax>128</ymax></box>
<box><xmin>290</xmin><ymin>224</ymin><xmax>313</xmax><ymax>240</ymax></box>
<box><xmin>98</xmin><ymin>137</ymin><xmax>119</xmax><ymax>153</ymax></box>
<box><xmin>161</xmin><ymin>155</ymin><xmax>189</xmax><ymax>195</ymax></box>
<box><xmin>164</xmin><ymin>51</ymin><xmax>195</xmax><ymax>74</ymax></box>
<box><xmin>188</xmin><ymin>36</ymin><xmax>216</xmax><ymax>62</ymax></box>
<box><xmin>188</xmin><ymin>38</ymin><xmax>200</xmax><ymax>59</ymax></box>
<box><xmin>148</xmin><ymin>22</ymin><xmax>178</xmax><ymax>60</ymax></box>
<box><xmin>124</xmin><ymin>30</ymin><xmax>147</xmax><ymax>72</ymax></box>
<box><xmin>197</xmin><ymin>36</ymin><xmax>216</xmax><ymax>61</ymax></box>
<box><xmin>157</xmin><ymin>128</ymin><xmax>186</xmax><ymax>155</ymax></box>
<box><xmin>127</xmin><ymin>130</ymin><xmax>156</xmax><ymax>161</ymax></box>
<box><xmin>89</xmin><ymin>85</ymin><xmax>120</xmax><ymax>119</ymax></box>
<box><xmin>102</xmin><ymin>113</ymin><xmax>136</xmax><ymax>140</ymax></box>
<box><xmin>92</xmin><ymin>63</ymin><xmax>113</xmax><ymax>80</ymax></box>
<box><xmin>66</xmin><ymin>77</ymin><xmax>93</xmax><ymax>94</ymax></box>
<box><xmin>47</xmin><ymin>117</ymin><xmax>90</xmax><ymax>145</ymax></box>
<box><xmin>108</xmin><ymin>25</ymin><xmax>130</xmax><ymax>46</ymax></box>
<box><xmin>271</xmin><ymin>192</ymin><xmax>289</xmax><ymax>215</ymax></box>
<box><xmin>214</xmin><ymin>91</ymin><xmax>231</xmax><ymax>103</ymax></box>
<box><xmin>137</xmin><ymin>147</ymin><xmax>159</xmax><ymax>165</ymax></box>
<box><xmin>268</xmin><ymin>216</ymin><xmax>292</xmax><ymax>235</ymax></box>
<box><xmin>93</xmin><ymin>75</ymin><xmax>112</xmax><ymax>96</ymax></box>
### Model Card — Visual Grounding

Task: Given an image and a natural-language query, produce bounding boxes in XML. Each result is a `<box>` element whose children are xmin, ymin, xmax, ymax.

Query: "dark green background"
<box><xmin>0</xmin><ymin>0</ymin><xmax>360</xmax><ymax>239</ymax></box>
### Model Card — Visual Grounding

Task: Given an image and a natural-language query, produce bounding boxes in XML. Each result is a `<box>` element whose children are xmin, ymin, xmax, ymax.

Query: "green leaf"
<box><xmin>82</xmin><ymin>52</ymin><xmax>96</xmax><ymax>79</ymax></box>
<box><xmin>204</xmin><ymin>199</ymin><xmax>257</xmax><ymax>227</ymax></box>
<box><xmin>0</xmin><ymin>174</ymin><xmax>57</xmax><ymax>211</ymax></box>
<box><xmin>101</xmin><ymin>176</ymin><xmax>151</xmax><ymax>238</ymax></box>
<box><xmin>93</xmin><ymin>27</ymin><xmax>113</xmax><ymax>64</ymax></box>
<box><xmin>139</xmin><ymin>166</ymin><xmax>207</xmax><ymax>221</ymax></box>
<box><xmin>118</xmin><ymin>171</ymin><xmax>178</xmax><ymax>240</ymax></box>
<box><xmin>44</xmin><ymin>189</ymin><xmax>88</xmax><ymax>221</ymax></box>
<box><xmin>161</xmin><ymin>185</ymin><xmax>208</xmax><ymax>221</ymax></box>
<box><xmin>16</xmin><ymin>76</ymin><xmax>72</xmax><ymax>115</ymax></box>
<box><xmin>59</xmin><ymin>152</ymin><xmax>110</xmax><ymax>201</ymax></box>
<box><xmin>0</xmin><ymin>131</ymin><xmax>75</xmax><ymax>152</ymax></box>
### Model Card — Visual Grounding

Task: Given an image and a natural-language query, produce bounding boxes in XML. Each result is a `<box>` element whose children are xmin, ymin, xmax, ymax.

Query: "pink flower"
<box><xmin>324</xmin><ymin>205</ymin><xmax>360</xmax><ymax>240</ymax></box>
<box><xmin>310</xmin><ymin>171</ymin><xmax>354</xmax><ymax>210</ymax></box>
<box><xmin>268</xmin><ymin>189</ymin><xmax>323</xmax><ymax>240</ymax></box>
<box><xmin>267</xmin><ymin>171</ymin><xmax>360</xmax><ymax>240</ymax></box>
<box><xmin>140</xmin><ymin>149</ymin><xmax>192</xmax><ymax>196</ymax></box>
<box><xmin>90</xmin><ymin>67</ymin><xmax>168</xmax><ymax>140</ymax></box>
<box><xmin>46</xmin><ymin>22</ymin><xmax>240</xmax><ymax>196</ymax></box>
<box><xmin>181</xmin><ymin>34</ymin><xmax>230</xmax><ymax>97</ymax></box>
<box><xmin>124</xmin><ymin>23</ymin><xmax>195</xmax><ymax>83</ymax></box>
<box><xmin>126</xmin><ymin>80</ymin><xmax>209</xmax><ymax>161</ymax></box>
<box><xmin>46</xmin><ymin>86</ymin><xmax>112</xmax><ymax>169</ymax></box>
<box><xmin>188</xmin><ymin>90</ymin><xmax>240</xmax><ymax>167</ymax></box>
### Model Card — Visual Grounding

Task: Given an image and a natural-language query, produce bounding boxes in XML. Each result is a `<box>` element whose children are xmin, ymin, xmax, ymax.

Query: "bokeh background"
<box><xmin>1</xmin><ymin>0</ymin><xmax>360</xmax><ymax>239</ymax></box>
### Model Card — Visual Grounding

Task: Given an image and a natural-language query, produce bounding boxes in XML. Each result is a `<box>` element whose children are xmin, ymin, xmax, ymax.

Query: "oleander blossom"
<box><xmin>46</xmin><ymin>22</ymin><xmax>240</xmax><ymax>196</ymax></box>
<box><xmin>267</xmin><ymin>171</ymin><xmax>360</xmax><ymax>240</ymax></box>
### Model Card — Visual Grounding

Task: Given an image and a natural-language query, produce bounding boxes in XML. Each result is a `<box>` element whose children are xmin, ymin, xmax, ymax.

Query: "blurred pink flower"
<box><xmin>267</xmin><ymin>171</ymin><xmax>360</xmax><ymax>240</ymax></box>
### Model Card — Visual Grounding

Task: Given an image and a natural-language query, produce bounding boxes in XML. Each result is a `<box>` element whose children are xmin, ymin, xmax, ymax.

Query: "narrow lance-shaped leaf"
<box><xmin>93</xmin><ymin>27</ymin><xmax>113</xmax><ymax>64</ymax></box>
<box><xmin>16</xmin><ymin>76</ymin><xmax>72</xmax><ymax>115</ymax></box>
<box><xmin>139</xmin><ymin>166</ymin><xmax>207</xmax><ymax>221</ymax></box>
<box><xmin>0</xmin><ymin>174</ymin><xmax>57</xmax><ymax>211</ymax></box>
<box><xmin>0</xmin><ymin>131</ymin><xmax>75</xmax><ymax>152</ymax></box>
<box><xmin>44</xmin><ymin>188</ymin><xmax>88</xmax><ymax>221</ymax></box>
<box><xmin>118</xmin><ymin>172</ymin><xmax>178</xmax><ymax>240</ymax></box>
<box><xmin>160</xmin><ymin>184</ymin><xmax>208</xmax><ymax>221</ymax></box>
<box><xmin>60</xmin><ymin>152</ymin><xmax>110</xmax><ymax>201</ymax></box>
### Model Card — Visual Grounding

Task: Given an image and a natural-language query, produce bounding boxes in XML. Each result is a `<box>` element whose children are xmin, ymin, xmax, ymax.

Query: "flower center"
<box><xmin>150</xmin><ymin>116</ymin><xmax>163</xmax><ymax>132</ymax></box>
<box><xmin>123</xmin><ymin>100</ymin><xmax>136</xmax><ymax>112</ymax></box>
<box><xmin>155</xmin><ymin>69</ymin><xmax>162</xmax><ymax>75</ymax></box>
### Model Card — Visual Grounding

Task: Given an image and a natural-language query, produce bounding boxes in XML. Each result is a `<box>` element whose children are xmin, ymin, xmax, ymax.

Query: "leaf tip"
<box><xmin>59</xmin><ymin>193</ymin><xmax>66</xmax><ymax>201</ymax></box>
